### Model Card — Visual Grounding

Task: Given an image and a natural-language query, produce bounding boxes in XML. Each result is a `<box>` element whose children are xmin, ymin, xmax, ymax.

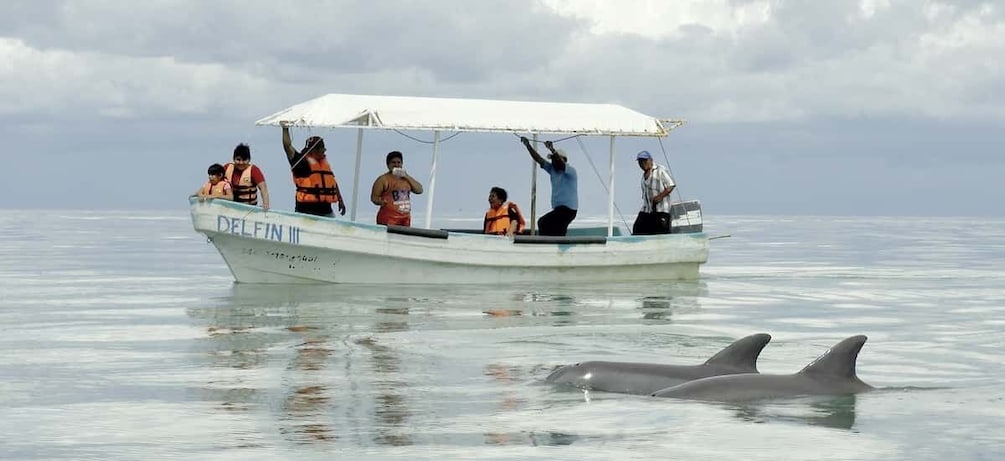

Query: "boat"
<box><xmin>189</xmin><ymin>94</ymin><xmax>708</xmax><ymax>284</ymax></box>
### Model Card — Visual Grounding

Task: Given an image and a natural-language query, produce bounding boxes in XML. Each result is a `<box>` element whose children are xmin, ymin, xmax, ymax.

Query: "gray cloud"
<box><xmin>0</xmin><ymin>0</ymin><xmax>1002</xmax><ymax>215</ymax></box>
<box><xmin>2</xmin><ymin>1</ymin><xmax>574</xmax><ymax>83</ymax></box>
<box><xmin>3</xmin><ymin>0</ymin><xmax>1002</xmax><ymax>122</ymax></box>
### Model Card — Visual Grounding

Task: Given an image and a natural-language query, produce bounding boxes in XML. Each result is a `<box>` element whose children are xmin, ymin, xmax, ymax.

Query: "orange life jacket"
<box><xmin>294</xmin><ymin>156</ymin><xmax>338</xmax><ymax>203</ymax></box>
<box><xmin>201</xmin><ymin>179</ymin><xmax>231</xmax><ymax>197</ymax></box>
<box><xmin>484</xmin><ymin>202</ymin><xmax>526</xmax><ymax>235</ymax></box>
<box><xmin>225</xmin><ymin>163</ymin><xmax>258</xmax><ymax>205</ymax></box>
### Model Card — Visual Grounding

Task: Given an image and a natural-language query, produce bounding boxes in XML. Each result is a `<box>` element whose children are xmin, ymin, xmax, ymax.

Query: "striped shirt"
<box><xmin>640</xmin><ymin>164</ymin><xmax>675</xmax><ymax>213</ymax></box>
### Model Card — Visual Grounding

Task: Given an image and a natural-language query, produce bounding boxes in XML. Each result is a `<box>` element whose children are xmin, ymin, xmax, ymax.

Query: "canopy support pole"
<box><xmin>530</xmin><ymin>133</ymin><xmax>538</xmax><ymax>234</ymax></box>
<box><xmin>424</xmin><ymin>131</ymin><xmax>441</xmax><ymax>229</ymax></box>
<box><xmin>350</xmin><ymin>128</ymin><xmax>364</xmax><ymax>221</ymax></box>
<box><xmin>607</xmin><ymin>136</ymin><xmax>616</xmax><ymax>237</ymax></box>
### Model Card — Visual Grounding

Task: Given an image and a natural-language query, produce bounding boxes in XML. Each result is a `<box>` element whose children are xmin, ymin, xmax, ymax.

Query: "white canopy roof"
<box><xmin>255</xmin><ymin>93</ymin><xmax>682</xmax><ymax>137</ymax></box>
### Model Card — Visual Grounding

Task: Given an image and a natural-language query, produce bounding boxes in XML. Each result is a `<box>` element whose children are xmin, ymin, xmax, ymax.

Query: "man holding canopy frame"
<box><xmin>520</xmin><ymin>136</ymin><xmax>578</xmax><ymax>236</ymax></box>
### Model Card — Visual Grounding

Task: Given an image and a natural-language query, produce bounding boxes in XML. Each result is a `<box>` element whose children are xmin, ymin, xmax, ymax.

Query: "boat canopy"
<box><xmin>255</xmin><ymin>93</ymin><xmax>682</xmax><ymax>137</ymax></box>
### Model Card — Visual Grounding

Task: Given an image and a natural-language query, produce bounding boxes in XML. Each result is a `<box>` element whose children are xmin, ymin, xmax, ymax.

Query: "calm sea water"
<box><xmin>1</xmin><ymin>210</ymin><xmax>1003</xmax><ymax>460</ymax></box>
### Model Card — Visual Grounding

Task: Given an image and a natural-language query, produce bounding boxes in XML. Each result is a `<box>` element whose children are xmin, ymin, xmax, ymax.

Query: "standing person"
<box><xmin>371</xmin><ymin>151</ymin><xmax>423</xmax><ymax>226</ymax></box>
<box><xmin>632</xmin><ymin>150</ymin><xmax>675</xmax><ymax>235</ymax></box>
<box><xmin>281</xmin><ymin>124</ymin><xmax>346</xmax><ymax>217</ymax></box>
<box><xmin>519</xmin><ymin>136</ymin><xmax>578</xmax><ymax>236</ymax></box>
<box><xmin>191</xmin><ymin>163</ymin><xmax>233</xmax><ymax>201</ymax></box>
<box><xmin>483</xmin><ymin>186</ymin><xmax>526</xmax><ymax>237</ymax></box>
<box><xmin>224</xmin><ymin>143</ymin><xmax>270</xmax><ymax>211</ymax></box>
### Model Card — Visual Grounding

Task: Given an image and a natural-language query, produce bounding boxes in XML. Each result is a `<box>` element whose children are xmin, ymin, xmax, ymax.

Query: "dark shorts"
<box><xmin>296</xmin><ymin>202</ymin><xmax>334</xmax><ymax>216</ymax></box>
<box><xmin>538</xmin><ymin>206</ymin><xmax>577</xmax><ymax>236</ymax></box>
<box><xmin>633</xmin><ymin>211</ymin><xmax>671</xmax><ymax>235</ymax></box>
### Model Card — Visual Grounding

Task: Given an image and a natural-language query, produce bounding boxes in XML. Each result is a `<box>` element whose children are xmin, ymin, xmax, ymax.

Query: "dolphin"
<box><xmin>544</xmin><ymin>333</ymin><xmax>771</xmax><ymax>395</ymax></box>
<box><xmin>652</xmin><ymin>335</ymin><xmax>874</xmax><ymax>402</ymax></box>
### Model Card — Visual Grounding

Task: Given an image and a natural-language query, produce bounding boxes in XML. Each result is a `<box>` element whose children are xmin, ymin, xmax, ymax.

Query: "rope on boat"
<box><xmin>392</xmin><ymin>129</ymin><xmax>463</xmax><ymax>144</ymax></box>
<box><xmin>656</xmin><ymin>135</ymin><xmax>699</xmax><ymax>230</ymax></box>
<box><xmin>573</xmin><ymin>137</ymin><xmax>631</xmax><ymax>231</ymax></box>
<box><xmin>514</xmin><ymin>133</ymin><xmax>585</xmax><ymax>144</ymax></box>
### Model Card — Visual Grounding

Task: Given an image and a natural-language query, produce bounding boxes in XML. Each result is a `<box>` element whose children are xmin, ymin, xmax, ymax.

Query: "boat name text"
<box><xmin>217</xmin><ymin>215</ymin><xmax>301</xmax><ymax>244</ymax></box>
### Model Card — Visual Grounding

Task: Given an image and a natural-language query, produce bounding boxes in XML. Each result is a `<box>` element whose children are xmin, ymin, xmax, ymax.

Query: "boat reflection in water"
<box><xmin>188</xmin><ymin>283</ymin><xmax>417</xmax><ymax>447</ymax></box>
<box><xmin>281</xmin><ymin>325</ymin><xmax>335</xmax><ymax>444</ymax></box>
<box><xmin>186</xmin><ymin>280</ymin><xmax>706</xmax><ymax>447</ymax></box>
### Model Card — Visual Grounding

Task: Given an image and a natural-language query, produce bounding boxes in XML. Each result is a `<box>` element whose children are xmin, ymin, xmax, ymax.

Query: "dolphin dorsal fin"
<box><xmin>703</xmin><ymin>333</ymin><xmax>771</xmax><ymax>372</ymax></box>
<box><xmin>798</xmin><ymin>335</ymin><xmax>868</xmax><ymax>378</ymax></box>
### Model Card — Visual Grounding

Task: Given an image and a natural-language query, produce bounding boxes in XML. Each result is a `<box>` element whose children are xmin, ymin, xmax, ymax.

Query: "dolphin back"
<box><xmin>703</xmin><ymin>333</ymin><xmax>771</xmax><ymax>373</ymax></box>
<box><xmin>798</xmin><ymin>335</ymin><xmax>870</xmax><ymax>382</ymax></box>
<box><xmin>654</xmin><ymin>335</ymin><xmax>875</xmax><ymax>401</ymax></box>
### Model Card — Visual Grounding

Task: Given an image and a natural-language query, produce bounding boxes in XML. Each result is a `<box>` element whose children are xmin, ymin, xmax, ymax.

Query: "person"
<box><xmin>632</xmin><ymin>150</ymin><xmax>676</xmax><ymax>235</ymax></box>
<box><xmin>371</xmin><ymin>151</ymin><xmax>423</xmax><ymax>226</ymax></box>
<box><xmin>281</xmin><ymin>124</ymin><xmax>346</xmax><ymax>217</ymax></box>
<box><xmin>224</xmin><ymin>143</ymin><xmax>270</xmax><ymax>211</ymax></box>
<box><xmin>520</xmin><ymin>136</ymin><xmax>578</xmax><ymax>236</ymax></box>
<box><xmin>192</xmin><ymin>163</ymin><xmax>233</xmax><ymax>201</ymax></box>
<box><xmin>483</xmin><ymin>186</ymin><xmax>526</xmax><ymax>237</ymax></box>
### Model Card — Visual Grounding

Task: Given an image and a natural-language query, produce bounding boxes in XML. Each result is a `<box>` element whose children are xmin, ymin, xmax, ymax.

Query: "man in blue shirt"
<box><xmin>520</xmin><ymin>137</ymin><xmax>579</xmax><ymax>236</ymax></box>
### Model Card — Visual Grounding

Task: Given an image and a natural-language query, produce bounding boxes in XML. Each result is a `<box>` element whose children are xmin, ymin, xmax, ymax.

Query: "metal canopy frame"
<box><xmin>257</xmin><ymin>94</ymin><xmax>685</xmax><ymax>237</ymax></box>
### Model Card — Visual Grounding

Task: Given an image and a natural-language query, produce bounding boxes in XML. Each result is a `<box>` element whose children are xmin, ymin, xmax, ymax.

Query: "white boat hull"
<box><xmin>191</xmin><ymin>200</ymin><xmax>708</xmax><ymax>284</ymax></box>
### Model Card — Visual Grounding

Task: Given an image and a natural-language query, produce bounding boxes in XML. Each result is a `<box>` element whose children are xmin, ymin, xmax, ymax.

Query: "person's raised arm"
<box><xmin>403</xmin><ymin>171</ymin><xmax>423</xmax><ymax>194</ymax></box>
<box><xmin>545</xmin><ymin>140</ymin><xmax>566</xmax><ymax>169</ymax></box>
<box><xmin>520</xmin><ymin>136</ymin><xmax>546</xmax><ymax>167</ymax></box>
<box><xmin>281</xmin><ymin>124</ymin><xmax>297</xmax><ymax>161</ymax></box>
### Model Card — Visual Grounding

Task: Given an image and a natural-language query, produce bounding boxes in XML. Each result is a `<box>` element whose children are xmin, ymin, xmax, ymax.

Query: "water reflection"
<box><xmin>483</xmin><ymin>280</ymin><xmax>705</xmax><ymax>323</ymax></box>
<box><xmin>639</xmin><ymin>296</ymin><xmax>675</xmax><ymax>321</ymax></box>
<box><xmin>186</xmin><ymin>280</ymin><xmax>707</xmax><ymax>448</ymax></box>
<box><xmin>357</xmin><ymin>315</ymin><xmax>413</xmax><ymax>447</ymax></box>
<box><xmin>728</xmin><ymin>394</ymin><xmax>859</xmax><ymax>430</ymax></box>
<box><xmin>281</xmin><ymin>327</ymin><xmax>335</xmax><ymax>444</ymax></box>
<box><xmin>188</xmin><ymin>284</ymin><xmax>417</xmax><ymax>447</ymax></box>
<box><xmin>483</xmin><ymin>292</ymin><xmax>577</xmax><ymax>323</ymax></box>
<box><xmin>482</xmin><ymin>363</ymin><xmax>580</xmax><ymax>446</ymax></box>
<box><xmin>197</xmin><ymin>307</ymin><xmax>288</xmax><ymax>414</ymax></box>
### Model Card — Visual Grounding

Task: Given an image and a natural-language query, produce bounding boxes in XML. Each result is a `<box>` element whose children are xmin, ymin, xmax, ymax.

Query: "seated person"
<box><xmin>192</xmin><ymin>163</ymin><xmax>233</xmax><ymax>201</ymax></box>
<box><xmin>483</xmin><ymin>186</ymin><xmax>525</xmax><ymax>237</ymax></box>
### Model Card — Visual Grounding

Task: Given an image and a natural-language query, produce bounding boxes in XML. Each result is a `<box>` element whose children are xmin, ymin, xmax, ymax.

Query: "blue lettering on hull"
<box><xmin>217</xmin><ymin>215</ymin><xmax>302</xmax><ymax>244</ymax></box>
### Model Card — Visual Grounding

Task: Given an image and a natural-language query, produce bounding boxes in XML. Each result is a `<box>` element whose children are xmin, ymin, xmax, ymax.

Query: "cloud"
<box><xmin>0</xmin><ymin>38</ymin><xmax>274</xmax><ymax>119</ymax></box>
<box><xmin>1</xmin><ymin>0</ymin><xmax>584</xmax><ymax>120</ymax></box>
<box><xmin>0</xmin><ymin>0</ymin><xmax>1002</xmax><ymax>215</ymax></box>
<box><xmin>537</xmin><ymin>0</ymin><xmax>1005</xmax><ymax>121</ymax></box>
<box><xmin>2</xmin><ymin>0</ymin><xmax>1002</xmax><ymax>124</ymax></box>
<box><xmin>2</xmin><ymin>1</ymin><xmax>574</xmax><ymax>82</ymax></box>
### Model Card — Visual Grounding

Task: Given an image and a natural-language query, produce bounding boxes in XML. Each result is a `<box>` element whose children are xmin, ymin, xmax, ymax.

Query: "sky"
<box><xmin>1</xmin><ymin>0</ymin><xmax>1003</xmax><ymax>218</ymax></box>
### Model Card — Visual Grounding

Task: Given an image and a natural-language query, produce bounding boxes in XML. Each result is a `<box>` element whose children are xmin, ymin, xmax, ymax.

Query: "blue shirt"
<box><xmin>542</xmin><ymin>162</ymin><xmax>578</xmax><ymax>210</ymax></box>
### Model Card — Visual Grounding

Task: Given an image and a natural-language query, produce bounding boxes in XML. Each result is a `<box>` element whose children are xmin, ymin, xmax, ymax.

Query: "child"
<box><xmin>192</xmin><ymin>163</ymin><xmax>233</xmax><ymax>201</ymax></box>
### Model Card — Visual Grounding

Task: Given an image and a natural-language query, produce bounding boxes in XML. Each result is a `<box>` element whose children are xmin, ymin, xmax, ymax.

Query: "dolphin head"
<box><xmin>544</xmin><ymin>362</ymin><xmax>584</xmax><ymax>385</ymax></box>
